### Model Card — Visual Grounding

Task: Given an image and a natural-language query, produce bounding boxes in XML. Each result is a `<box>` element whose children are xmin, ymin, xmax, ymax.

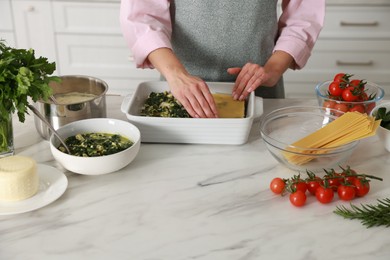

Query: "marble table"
<box><xmin>1</xmin><ymin>96</ymin><xmax>390</xmax><ymax>260</ymax></box>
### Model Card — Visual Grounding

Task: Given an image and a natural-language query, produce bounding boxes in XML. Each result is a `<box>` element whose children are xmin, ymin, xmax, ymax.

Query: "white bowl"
<box><xmin>370</xmin><ymin>102</ymin><xmax>390</xmax><ymax>152</ymax></box>
<box><xmin>50</xmin><ymin>118</ymin><xmax>141</xmax><ymax>175</ymax></box>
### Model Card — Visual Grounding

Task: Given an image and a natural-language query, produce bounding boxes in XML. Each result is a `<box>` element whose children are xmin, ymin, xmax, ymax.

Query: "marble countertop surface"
<box><xmin>1</xmin><ymin>96</ymin><xmax>390</xmax><ymax>260</ymax></box>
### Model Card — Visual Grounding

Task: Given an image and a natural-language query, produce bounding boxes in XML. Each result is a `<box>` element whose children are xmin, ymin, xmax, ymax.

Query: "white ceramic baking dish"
<box><xmin>120</xmin><ymin>81</ymin><xmax>263</xmax><ymax>145</ymax></box>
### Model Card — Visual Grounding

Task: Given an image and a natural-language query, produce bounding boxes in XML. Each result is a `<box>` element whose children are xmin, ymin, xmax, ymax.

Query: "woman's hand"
<box><xmin>166</xmin><ymin>73</ymin><xmax>218</xmax><ymax>118</ymax></box>
<box><xmin>148</xmin><ymin>48</ymin><xmax>218</xmax><ymax>118</ymax></box>
<box><xmin>227</xmin><ymin>51</ymin><xmax>294</xmax><ymax>100</ymax></box>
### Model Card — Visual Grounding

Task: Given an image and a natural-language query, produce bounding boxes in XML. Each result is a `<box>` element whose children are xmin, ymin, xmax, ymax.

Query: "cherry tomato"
<box><xmin>333</xmin><ymin>73</ymin><xmax>352</xmax><ymax>85</ymax></box>
<box><xmin>292</xmin><ymin>181</ymin><xmax>307</xmax><ymax>194</ymax></box>
<box><xmin>349</xmin><ymin>104</ymin><xmax>365</xmax><ymax>113</ymax></box>
<box><xmin>334</xmin><ymin>103</ymin><xmax>349</xmax><ymax>115</ymax></box>
<box><xmin>342</xmin><ymin>87</ymin><xmax>359</xmax><ymax>102</ymax></box>
<box><xmin>270</xmin><ymin>177</ymin><xmax>286</xmax><ymax>195</ymax></box>
<box><xmin>353</xmin><ymin>177</ymin><xmax>370</xmax><ymax>197</ymax></box>
<box><xmin>325</xmin><ymin>177</ymin><xmax>341</xmax><ymax>191</ymax></box>
<box><xmin>337</xmin><ymin>184</ymin><xmax>356</xmax><ymax>201</ymax></box>
<box><xmin>349</xmin><ymin>79</ymin><xmax>365</xmax><ymax>90</ymax></box>
<box><xmin>289</xmin><ymin>190</ymin><xmax>307</xmax><ymax>207</ymax></box>
<box><xmin>328</xmin><ymin>81</ymin><xmax>343</xmax><ymax>96</ymax></box>
<box><xmin>358</xmin><ymin>92</ymin><xmax>369</xmax><ymax>101</ymax></box>
<box><xmin>315</xmin><ymin>186</ymin><xmax>334</xmax><ymax>204</ymax></box>
<box><xmin>306</xmin><ymin>177</ymin><xmax>323</xmax><ymax>196</ymax></box>
<box><xmin>339</xmin><ymin>166</ymin><xmax>358</xmax><ymax>184</ymax></box>
<box><xmin>322</xmin><ymin>100</ymin><xmax>336</xmax><ymax>109</ymax></box>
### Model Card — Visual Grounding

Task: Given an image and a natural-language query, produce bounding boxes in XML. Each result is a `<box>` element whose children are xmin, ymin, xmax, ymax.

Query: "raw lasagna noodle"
<box><xmin>284</xmin><ymin>112</ymin><xmax>381</xmax><ymax>165</ymax></box>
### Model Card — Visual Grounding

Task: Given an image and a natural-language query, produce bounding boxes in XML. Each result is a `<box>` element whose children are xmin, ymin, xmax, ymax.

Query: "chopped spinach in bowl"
<box><xmin>58</xmin><ymin>133</ymin><xmax>134</xmax><ymax>157</ymax></box>
<box><xmin>140</xmin><ymin>91</ymin><xmax>191</xmax><ymax>118</ymax></box>
<box><xmin>374</xmin><ymin>107</ymin><xmax>390</xmax><ymax>130</ymax></box>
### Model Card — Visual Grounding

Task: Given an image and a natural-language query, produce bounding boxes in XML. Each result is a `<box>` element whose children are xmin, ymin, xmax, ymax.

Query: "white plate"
<box><xmin>0</xmin><ymin>164</ymin><xmax>68</xmax><ymax>215</ymax></box>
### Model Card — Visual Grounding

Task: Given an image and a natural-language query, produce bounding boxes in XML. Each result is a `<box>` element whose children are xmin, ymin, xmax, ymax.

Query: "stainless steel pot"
<box><xmin>34</xmin><ymin>75</ymin><xmax>108</xmax><ymax>140</ymax></box>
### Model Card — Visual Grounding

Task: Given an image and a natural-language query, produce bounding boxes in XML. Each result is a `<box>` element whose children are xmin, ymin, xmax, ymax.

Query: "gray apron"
<box><xmin>170</xmin><ymin>0</ymin><xmax>284</xmax><ymax>98</ymax></box>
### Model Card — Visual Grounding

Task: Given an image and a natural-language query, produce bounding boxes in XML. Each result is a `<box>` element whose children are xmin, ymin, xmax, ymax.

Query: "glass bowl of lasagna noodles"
<box><xmin>260</xmin><ymin>106</ymin><xmax>359</xmax><ymax>172</ymax></box>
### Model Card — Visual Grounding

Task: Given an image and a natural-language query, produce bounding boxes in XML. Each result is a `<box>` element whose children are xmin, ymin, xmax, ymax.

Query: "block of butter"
<box><xmin>0</xmin><ymin>155</ymin><xmax>39</xmax><ymax>202</ymax></box>
<box><xmin>213</xmin><ymin>93</ymin><xmax>245</xmax><ymax>118</ymax></box>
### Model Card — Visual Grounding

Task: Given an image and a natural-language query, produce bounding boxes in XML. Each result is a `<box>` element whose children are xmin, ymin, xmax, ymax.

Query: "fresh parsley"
<box><xmin>0</xmin><ymin>40</ymin><xmax>60</xmax><ymax>123</ymax></box>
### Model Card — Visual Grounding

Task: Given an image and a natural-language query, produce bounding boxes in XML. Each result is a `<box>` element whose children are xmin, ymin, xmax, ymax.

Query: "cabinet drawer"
<box><xmin>53</xmin><ymin>2</ymin><xmax>121</xmax><ymax>34</ymax></box>
<box><xmin>321</xmin><ymin>6</ymin><xmax>390</xmax><ymax>38</ymax></box>
<box><xmin>294</xmin><ymin>39</ymin><xmax>390</xmax><ymax>82</ymax></box>
<box><xmin>56</xmin><ymin>34</ymin><xmax>159</xmax><ymax>79</ymax></box>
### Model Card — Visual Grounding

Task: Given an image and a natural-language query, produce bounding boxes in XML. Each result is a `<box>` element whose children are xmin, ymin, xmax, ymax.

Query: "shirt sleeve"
<box><xmin>274</xmin><ymin>0</ymin><xmax>326</xmax><ymax>70</ymax></box>
<box><xmin>120</xmin><ymin>0</ymin><xmax>172</xmax><ymax>68</ymax></box>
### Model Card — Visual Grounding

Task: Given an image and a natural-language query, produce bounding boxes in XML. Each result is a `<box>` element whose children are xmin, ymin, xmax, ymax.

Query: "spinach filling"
<box><xmin>58</xmin><ymin>133</ymin><xmax>133</xmax><ymax>157</ymax></box>
<box><xmin>140</xmin><ymin>91</ymin><xmax>191</xmax><ymax>118</ymax></box>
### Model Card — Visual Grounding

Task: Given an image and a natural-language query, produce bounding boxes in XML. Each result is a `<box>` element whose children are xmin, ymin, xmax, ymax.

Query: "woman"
<box><xmin>120</xmin><ymin>0</ymin><xmax>325</xmax><ymax>118</ymax></box>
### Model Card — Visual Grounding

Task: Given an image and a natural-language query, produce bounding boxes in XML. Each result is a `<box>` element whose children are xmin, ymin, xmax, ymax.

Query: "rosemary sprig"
<box><xmin>334</xmin><ymin>198</ymin><xmax>390</xmax><ymax>228</ymax></box>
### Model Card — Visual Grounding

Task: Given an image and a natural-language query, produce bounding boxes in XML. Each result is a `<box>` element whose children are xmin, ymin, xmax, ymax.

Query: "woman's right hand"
<box><xmin>166</xmin><ymin>72</ymin><xmax>218</xmax><ymax>118</ymax></box>
<box><xmin>148</xmin><ymin>48</ymin><xmax>218</xmax><ymax>118</ymax></box>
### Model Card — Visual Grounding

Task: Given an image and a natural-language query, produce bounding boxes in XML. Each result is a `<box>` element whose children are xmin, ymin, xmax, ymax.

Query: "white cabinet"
<box><xmin>284</xmin><ymin>3</ymin><xmax>390</xmax><ymax>98</ymax></box>
<box><xmin>11</xmin><ymin>0</ymin><xmax>57</xmax><ymax>64</ymax></box>
<box><xmin>5</xmin><ymin>0</ymin><xmax>159</xmax><ymax>95</ymax></box>
<box><xmin>0</xmin><ymin>0</ymin><xmax>15</xmax><ymax>46</ymax></box>
<box><xmin>51</xmin><ymin>1</ymin><xmax>160</xmax><ymax>95</ymax></box>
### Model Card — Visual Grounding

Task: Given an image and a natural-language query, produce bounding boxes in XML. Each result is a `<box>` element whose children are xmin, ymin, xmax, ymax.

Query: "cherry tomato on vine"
<box><xmin>322</xmin><ymin>100</ymin><xmax>336</xmax><ymax>109</ymax></box>
<box><xmin>349</xmin><ymin>79</ymin><xmax>365</xmax><ymax>90</ymax></box>
<box><xmin>289</xmin><ymin>190</ymin><xmax>307</xmax><ymax>207</ymax></box>
<box><xmin>337</xmin><ymin>184</ymin><xmax>356</xmax><ymax>201</ymax></box>
<box><xmin>349</xmin><ymin>104</ymin><xmax>365</xmax><ymax>113</ymax></box>
<box><xmin>333</xmin><ymin>73</ymin><xmax>352</xmax><ymax>84</ymax></box>
<box><xmin>326</xmin><ymin>177</ymin><xmax>341</xmax><ymax>192</ymax></box>
<box><xmin>334</xmin><ymin>103</ymin><xmax>348</xmax><ymax>115</ymax></box>
<box><xmin>353</xmin><ymin>178</ymin><xmax>370</xmax><ymax>197</ymax></box>
<box><xmin>292</xmin><ymin>180</ymin><xmax>307</xmax><ymax>194</ymax></box>
<box><xmin>270</xmin><ymin>177</ymin><xmax>286</xmax><ymax>195</ymax></box>
<box><xmin>306</xmin><ymin>177</ymin><xmax>323</xmax><ymax>196</ymax></box>
<box><xmin>328</xmin><ymin>81</ymin><xmax>343</xmax><ymax>96</ymax></box>
<box><xmin>315</xmin><ymin>186</ymin><xmax>334</xmax><ymax>204</ymax></box>
<box><xmin>342</xmin><ymin>87</ymin><xmax>359</xmax><ymax>102</ymax></box>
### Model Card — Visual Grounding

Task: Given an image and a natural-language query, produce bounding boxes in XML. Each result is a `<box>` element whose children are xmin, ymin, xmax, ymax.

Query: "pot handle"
<box><xmin>120</xmin><ymin>93</ymin><xmax>133</xmax><ymax>114</ymax></box>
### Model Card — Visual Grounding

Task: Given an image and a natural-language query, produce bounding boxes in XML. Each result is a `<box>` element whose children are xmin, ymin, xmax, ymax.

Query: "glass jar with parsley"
<box><xmin>0</xmin><ymin>40</ymin><xmax>59</xmax><ymax>157</ymax></box>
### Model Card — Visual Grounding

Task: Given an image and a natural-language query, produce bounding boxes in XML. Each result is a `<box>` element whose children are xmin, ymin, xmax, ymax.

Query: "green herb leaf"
<box><xmin>0</xmin><ymin>40</ymin><xmax>60</xmax><ymax>123</ymax></box>
<box><xmin>334</xmin><ymin>198</ymin><xmax>390</xmax><ymax>228</ymax></box>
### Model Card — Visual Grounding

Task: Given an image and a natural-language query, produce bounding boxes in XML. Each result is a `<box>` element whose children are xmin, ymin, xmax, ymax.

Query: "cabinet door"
<box><xmin>0</xmin><ymin>0</ymin><xmax>13</xmax><ymax>31</ymax></box>
<box><xmin>12</xmin><ymin>0</ymin><xmax>57</xmax><ymax>63</ymax></box>
<box><xmin>0</xmin><ymin>0</ymin><xmax>15</xmax><ymax>46</ymax></box>
<box><xmin>56</xmin><ymin>34</ymin><xmax>160</xmax><ymax>93</ymax></box>
<box><xmin>52</xmin><ymin>1</ymin><xmax>122</xmax><ymax>34</ymax></box>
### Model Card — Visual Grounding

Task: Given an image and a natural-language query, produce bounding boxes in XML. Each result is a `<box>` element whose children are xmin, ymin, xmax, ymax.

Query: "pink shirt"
<box><xmin>120</xmin><ymin>0</ymin><xmax>325</xmax><ymax>70</ymax></box>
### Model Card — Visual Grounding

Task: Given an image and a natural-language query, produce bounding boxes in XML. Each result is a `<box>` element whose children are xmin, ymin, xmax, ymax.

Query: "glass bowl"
<box><xmin>260</xmin><ymin>106</ymin><xmax>359</xmax><ymax>172</ymax></box>
<box><xmin>315</xmin><ymin>80</ymin><xmax>384</xmax><ymax>115</ymax></box>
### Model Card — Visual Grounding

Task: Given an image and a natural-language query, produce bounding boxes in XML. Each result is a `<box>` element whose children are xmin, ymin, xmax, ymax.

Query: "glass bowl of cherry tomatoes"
<box><xmin>315</xmin><ymin>73</ymin><xmax>384</xmax><ymax>115</ymax></box>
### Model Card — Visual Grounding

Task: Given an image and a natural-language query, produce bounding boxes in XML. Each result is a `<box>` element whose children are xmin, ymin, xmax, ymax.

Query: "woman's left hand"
<box><xmin>227</xmin><ymin>51</ymin><xmax>294</xmax><ymax>100</ymax></box>
<box><xmin>227</xmin><ymin>63</ymin><xmax>279</xmax><ymax>101</ymax></box>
